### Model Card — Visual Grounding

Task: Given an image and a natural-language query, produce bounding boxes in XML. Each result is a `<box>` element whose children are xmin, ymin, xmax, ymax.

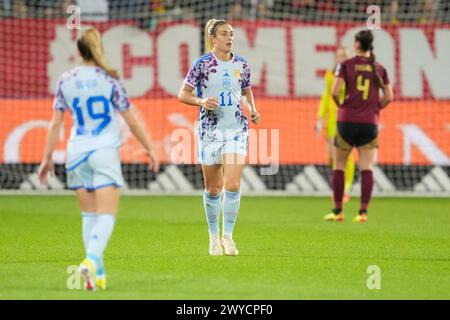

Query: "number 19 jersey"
<box><xmin>53</xmin><ymin>66</ymin><xmax>130</xmax><ymax>156</ymax></box>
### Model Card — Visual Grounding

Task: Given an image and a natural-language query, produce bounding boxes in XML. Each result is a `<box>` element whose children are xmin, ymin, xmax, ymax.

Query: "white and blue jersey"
<box><xmin>184</xmin><ymin>52</ymin><xmax>251</xmax><ymax>143</ymax></box>
<box><xmin>184</xmin><ymin>52</ymin><xmax>251</xmax><ymax>165</ymax></box>
<box><xmin>54</xmin><ymin>66</ymin><xmax>130</xmax><ymax>156</ymax></box>
<box><xmin>53</xmin><ymin>66</ymin><xmax>130</xmax><ymax>190</ymax></box>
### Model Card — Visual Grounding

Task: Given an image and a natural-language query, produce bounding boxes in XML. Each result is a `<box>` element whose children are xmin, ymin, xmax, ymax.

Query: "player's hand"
<box><xmin>250</xmin><ymin>111</ymin><xmax>260</xmax><ymax>124</ymax></box>
<box><xmin>315</xmin><ymin>119</ymin><xmax>323</xmax><ymax>136</ymax></box>
<box><xmin>146</xmin><ymin>148</ymin><xmax>160</xmax><ymax>173</ymax></box>
<box><xmin>38</xmin><ymin>158</ymin><xmax>54</xmax><ymax>186</ymax></box>
<box><xmin>198</xmin><ymin>97</ymin><xmax>219</xmax><ymax>111</ymax></box>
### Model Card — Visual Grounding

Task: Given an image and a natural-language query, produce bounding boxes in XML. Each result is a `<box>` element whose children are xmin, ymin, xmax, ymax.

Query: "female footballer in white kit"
<box><xmin>178</xmin><ymin>19</ymin><xmax>261</xmax><ymax>256</ymax></box>
<box><xmin>38</xmin><ymin>28</ymin><xmax>159</xmax><ymax>290</ymax></box>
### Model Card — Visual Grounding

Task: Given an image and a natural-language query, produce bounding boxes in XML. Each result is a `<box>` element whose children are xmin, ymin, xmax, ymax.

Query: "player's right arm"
<box><xmin>331</xmin><ymin>61</ymin><xmax>347</xmax><ymax>107</ymax></box>
<box><xmin>177</xmin><ymin>58</ymin><xmax>219</xmax><ymax>110</ymax></box>
<box><xmin>177</xmin><ymin>83</ymin><xmax>219</xmax><ymax>110</ymax></box>
<box><xmin>38</xmin><ymin>109</ymin><xmax>64</xmax><ymax>185</ymax></box>
<box><xmin>331</xmin><ymin>62</ymin><xmax>346</xmax><ymax>107</ymax></box>
<box><xmin>331</xmin><ymin>76</ymin><xmax>344</xmax><ymax>107</ymax></box>
<box><xmin>39</xmin><ymin>78</ymin><xmax>68</xmax><ymax>185</ymax></box>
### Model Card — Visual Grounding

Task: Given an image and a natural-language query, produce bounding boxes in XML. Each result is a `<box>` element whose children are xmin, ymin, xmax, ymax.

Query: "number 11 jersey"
<box><xmin>184</xmin><ymin>52</ymin><xmax>251</xmax><ymax>142</ymax></box>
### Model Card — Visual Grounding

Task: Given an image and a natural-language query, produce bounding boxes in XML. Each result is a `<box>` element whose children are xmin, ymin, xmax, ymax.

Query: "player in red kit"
<box><xmin>324</xmin><ymin>30</ymin><xmax>393</xmax><ymax>223</ymax></box>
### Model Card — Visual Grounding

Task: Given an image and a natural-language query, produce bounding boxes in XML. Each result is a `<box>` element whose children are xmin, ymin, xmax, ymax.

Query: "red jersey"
<box><xmin>336</xmin><ymin>55</ymin><xmax>390</xmax><ymax>125</ymax></box>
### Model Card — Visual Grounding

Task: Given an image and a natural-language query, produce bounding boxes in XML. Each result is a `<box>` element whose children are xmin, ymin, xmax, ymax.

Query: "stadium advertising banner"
<box><xmin>0</xmin><ymin>20</ymin><xmax>449</xmax><ymax>165</ymax></box>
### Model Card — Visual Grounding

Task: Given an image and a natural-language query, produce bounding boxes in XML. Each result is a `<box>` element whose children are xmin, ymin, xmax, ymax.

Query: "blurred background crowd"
<box><xmin>1</xmin><ymin>0</ymin><xmax>448</xmax><ymax>26</ymax></box>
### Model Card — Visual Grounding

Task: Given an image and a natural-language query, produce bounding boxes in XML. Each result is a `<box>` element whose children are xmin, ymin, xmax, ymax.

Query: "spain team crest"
<box><xmin>234</xmin><ymin>69</ymin><xmax>241</xmax><ymax>79</ymax></box>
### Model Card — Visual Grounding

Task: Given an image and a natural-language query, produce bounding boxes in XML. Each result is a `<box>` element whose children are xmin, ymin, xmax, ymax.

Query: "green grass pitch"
<box><xmin>0</xmin><ymin>195</ymin><xmax>449</xmax><ymax>299</ymax></box>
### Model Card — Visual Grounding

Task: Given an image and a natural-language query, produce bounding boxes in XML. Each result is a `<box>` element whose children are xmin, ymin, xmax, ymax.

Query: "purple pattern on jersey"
<box><xmin>184</xmin><ymin>53</ymin><xmax>218</xmax><ymax>91</ymax></box>
<box><xmin>336</xmin><ymin>56</ymin><xmax>390</xmax><ymax>125</ymax></box>
<box><xmin>199</xmin><ymin>109</ymin><xmax>219</xmax><ymax>140</ymax></box>
<box><xmin>234</xmin><ymin>103</ymin><xmax>249</xmax><ymax>143</ymax></box>
<box><xmin>234</xmin><ymin>55</ymin><xmax>251</xmax><ymax>89</ymax></box>
<box><xmin>186</xmin><ymin>53</ymin><xmax>251</xmax><ymax>141</ymax></box>
<box><xmin>234</xmin><ymin>103</ymin><xmax>248</xmax><ymax>127</ymax></box>
<box><xmin>198</xmin><ymin>105</ymin><xmax>248</xmax><ymax>141</ymax></box>
<box><xmin>95</xmin><ymin>68</ymin><xmax>130</xmax><ymax>111</ymax></box>
<box><xmin>53</xmin><ymin>81</ymin><xmax>68</xmax><ymax>111</ymax></box>
<box><xmin>233</xmin><ymin>55</ymin><xmax>250</xmax><ymax>140</ymax></box>
<box><xmin>53</xmin><ymin>68</ymin><xmax>79</xmax><ymax>111</ymax></box>
<box><xmin>53</xmin><ymin>67</ymin><xmax>130</xmax><ymax>113</ymax></box>
<box><xmin>239</xmin><ymin>63</ymin><xmax>251</xmax><ymax>89</ymax></box>
<box><xmin>110</xmin><ymin>78</ymin><xmax>130</xmax><ymax>111</ymax></box>
<box><xmin>186</xmin><ymin>54</ymin><xmax>219</xmax><ymax>139</ymax></box>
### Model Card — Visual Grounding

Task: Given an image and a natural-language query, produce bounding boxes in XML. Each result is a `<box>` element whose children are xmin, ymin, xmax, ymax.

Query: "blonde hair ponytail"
<box><xmin>204</xmin><ymin>19</ymin><xmax>216</xmax><ymax>53</ymax></box>
<box><xmin>77</xmin><ymin>27</ymin><xmax>119</xmax><ymax>79</ymax></box>
<box><xmin>204</xmin><ymin>19</ymin><xmax>227</xmax><ymax>53</ymax></box>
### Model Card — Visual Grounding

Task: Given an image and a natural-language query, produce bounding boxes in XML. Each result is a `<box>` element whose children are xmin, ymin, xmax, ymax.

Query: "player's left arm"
<box><xmin>121</xmin><ymin>108</ymin><xmax>159</xmax><ymax>173</ymax></box>
<box><xmin>112</xmin><ymin>79</ymin><xmax>160</xmax><ymax>173</ymax></box>
<box><xmin>331</xmin><ymin>77</ymin><xmax>344</xmax><ymax>107</ymax></box>
<box><xmin>241</xmin><ymin>88</ymin><xmax>260</xmax><ymax>124</ymax></box>
<box><xmin>378</xmin><ymin>66</ymin><xmax>393</xmax><ymax>110</ymax></box>
<box><xmin>379</xmin><ymin>84</ymin><xmax>393</xmax><ymax>110</ymax></box>
<box><xmin>38</xmin><ymin>109</ymin><xmax>65</xmax><ymax>185</ymax></box>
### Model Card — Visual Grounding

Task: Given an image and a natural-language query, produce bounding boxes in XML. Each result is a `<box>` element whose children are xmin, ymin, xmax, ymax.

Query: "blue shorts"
<box><xmin>66</xmin><ymin>147</ymin><xmax>124</xmax><ymax>191</ymax></box>
<box><xmin>198</xmin><ymin>138</ymin><xmax>248</xmax><ymax>166</ymax></box>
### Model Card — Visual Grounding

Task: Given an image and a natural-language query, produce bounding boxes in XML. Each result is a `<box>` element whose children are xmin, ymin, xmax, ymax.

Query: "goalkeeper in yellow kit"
<box><xmin>316</xmin><ymin>47</ymin><xmax>354</xmax><ymax>203</ymax></box>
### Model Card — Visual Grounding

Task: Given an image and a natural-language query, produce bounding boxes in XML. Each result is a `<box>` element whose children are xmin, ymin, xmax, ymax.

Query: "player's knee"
<box><xmin>206</xmin><ymin>184</ymin><xmax>223</xmax><ymax>196</ymax></box>
<box><xmin>333</xmin><ymin>161</ymin><xmax>347</xmax><ymax>171</ymax></box>
<box><xmin>360</xmin><ymin>163</ymin><xmax>373</xmax><ymax>171</ymax></box>
<box><xmin>224</xmin><ymin>181</ymin><xmax>240</xmax><ymax>192</ymax></box>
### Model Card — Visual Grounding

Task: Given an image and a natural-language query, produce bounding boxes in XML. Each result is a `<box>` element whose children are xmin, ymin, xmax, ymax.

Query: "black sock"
<box><xmin>333</xmin><ymin>208</ymin><xmax>342</xmax><ymax>215</ymax></box>
<box><xmin>359</xmin><ymin>209</ymin><xmax>367</xmax><ymax>215</ymax></box>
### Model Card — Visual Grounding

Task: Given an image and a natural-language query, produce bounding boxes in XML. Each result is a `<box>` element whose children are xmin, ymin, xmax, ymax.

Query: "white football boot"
<box><xmin>221</xmin><ymin>234</ymin><xmax>239</xmax><ymax>256</ymax></box>
<box><xmin>209</xmin><ymin>234</ymin><xmax>223</xmax><ymax>256</ymax></box>
<box><xmin>78</xmin><ymin>258</ymin><xmax>97</xmax><ymax>291</ymax></box>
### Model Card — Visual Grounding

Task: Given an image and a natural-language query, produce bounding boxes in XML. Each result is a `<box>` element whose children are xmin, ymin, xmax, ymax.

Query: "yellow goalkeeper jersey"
<box><xmin>317</xmin><ymin>69</ymin><xmax>345</xmax><ymax>138</ymax></box>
